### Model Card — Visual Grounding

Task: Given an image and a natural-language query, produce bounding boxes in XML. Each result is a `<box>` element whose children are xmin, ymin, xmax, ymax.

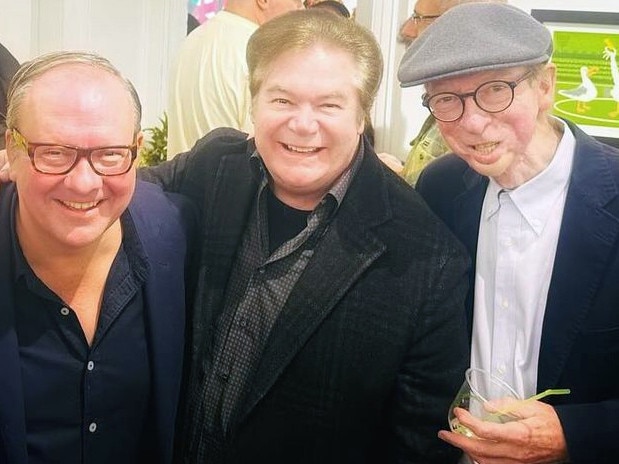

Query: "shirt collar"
<box><xmin>485</xmin><ymin>118</ymin><xmax>575</xmax><ymax>235</ymax></box>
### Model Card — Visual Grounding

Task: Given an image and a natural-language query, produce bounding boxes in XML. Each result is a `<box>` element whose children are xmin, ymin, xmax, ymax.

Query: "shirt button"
<box><xmin>88</xmin><ymin>422</ymin><xmax>97</xmax><ymax>433</ymax></box>
<box><xmin>238</xmin><ymin>318</ymin><xmax>247</xmax><ymax>328</ymax></box>
<box><xmin>87</xmin><ymin>361</ymin><xmax>95</xmax><ymax>371</ymax></box>
<box><xmin>502</xmin><ymin>299</ymin><xmax>509</xmax><ymax>309</ymax></box>
<box><xmin>60</xmin><ymin>307</ymin><xmax>70</xmax><ymax>316</ymax></box>
<box><xmin>258</xmin><ymin>267</ymin><xmax>266</xmax><ymax>275</ymax></box>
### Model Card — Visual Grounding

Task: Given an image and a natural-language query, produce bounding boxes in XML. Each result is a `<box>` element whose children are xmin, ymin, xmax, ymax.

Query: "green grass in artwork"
<box><xmin>551</xmin><ymin>31</ymin><xmax>619</xmax><ymax>127</ymax></box>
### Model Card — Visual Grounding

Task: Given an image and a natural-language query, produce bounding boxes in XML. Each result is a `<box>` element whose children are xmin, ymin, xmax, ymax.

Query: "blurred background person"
<box><xmin>0</xmin><ymin>42</ymin><xmax>19</xmax><ymax>151</ymax></box>
<box><xmin>309</xmin><ymin>0</ymin><xmax>350</xmax><ymax>17</ymax></box>
<box><xmin>166</xmin><ymin>0</ymin><xmax>304</xmax><ymax>157</ymax></box>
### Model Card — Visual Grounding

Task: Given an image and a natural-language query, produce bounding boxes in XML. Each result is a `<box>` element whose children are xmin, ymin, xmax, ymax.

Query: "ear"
<box><xmin>4</xmin><ymin>129</ymin><xmax>21</xmax><ymax>181</ymax></box>
<box><xmin>256</xmin><ymin>0</ymin><xmax>269</xmax><ymax>12</ymax></box>
<box><xmin>5</xmin><ymin>129</ymin><xmax>18</xmax><ymax>164</ymax></box>
<box><xmin>135</xmin><ymin>130</ymin><xmax>144</xmax><ymax>151</ymax></box>
<box><xmin>4</xmin><ymin>129</ymin><xmax>11</xmax><ymax>154</ymax></box>
<box><xmin>537</xmin><ymin>63</ymin><xmax>556</xmax><ymax>113</ymax></box>
<box><xmin>357</xmin><ymin>114</ymin><xmax>366</xmax><ymax>136</ymax></box>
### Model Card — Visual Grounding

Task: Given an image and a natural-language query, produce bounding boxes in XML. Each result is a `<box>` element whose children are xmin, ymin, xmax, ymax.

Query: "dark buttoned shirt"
<box><xmin>189</xmin><ymin>142</ymin><xmax>364</xmax><ymax>462</ymax></box>
<box><xmin>12</xmin><ymin>204</ymin><xmax>152</xmax><ymax>464</ymax></box>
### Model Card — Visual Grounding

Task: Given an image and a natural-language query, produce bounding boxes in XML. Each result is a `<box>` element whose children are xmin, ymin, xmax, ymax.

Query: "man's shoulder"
<box><xmin>189</xmin><ymin>127</ymin><xmax>253</xmax><ymax>165</ymax></box>
<box><xmin>419</xmin><ymin>153</ymin><xmax>470</xmax><ymax>180</ymax></box>
<box><xmin>353</xmin><ymin>157</ymin><xmax>466</xmax><ymax>257</ymax></box>
<box><xmin>130</xmin><ymin>181</ymin><xmax>193</xmax><ymax>227</ymax></box>
<box><xmin>415</xmin><ymin>154</ymin><xmax>473</xmax><ymax>202</ymax></box>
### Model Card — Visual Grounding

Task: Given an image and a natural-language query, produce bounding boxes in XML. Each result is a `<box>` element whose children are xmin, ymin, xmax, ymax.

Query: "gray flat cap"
<box><xmin>398</xmin><ymin>3</ymin><xmax>553</xmax><ymax>87</ymax></box>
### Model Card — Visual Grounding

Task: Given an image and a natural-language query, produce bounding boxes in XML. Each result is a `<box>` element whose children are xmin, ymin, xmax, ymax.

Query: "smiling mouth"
<box><xmin>60</xmin><ymin>200</ymin><xmax>101</xmax><ymax>211</ymax></box>
<box><xmin>472</xmin><ymin>141</ymin><xmax>499</xmax><ymax>155</ymax></box>
<box><xmin>285</xmin><ymin>144</ymin><xmax>320</xmax><ymax>153</ymax></box>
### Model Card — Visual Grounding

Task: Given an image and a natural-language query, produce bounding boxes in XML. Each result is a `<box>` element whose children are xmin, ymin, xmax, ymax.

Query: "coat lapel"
<box><xmin>453</xmin><ymin>171</ymin><xmax>487</xmax><ymax>335</ymax></box>
<box><xmin>237</xmin><ymin>151</ymin><xmax>390</xmax><ymax>424</ymax></box>
<box><xmin>193</xmin><ymin>153</ymin><xmax>258</xmax><ymax>365</ymax></box>
<box><xmin>0</xmin><ymin>185</ymin><xmax>29</xmax><ymax>464</ymax></box>
<box><xmin>538</xmin><ymin>127</ymin><xmax>619</xmax><ymax>390</ymax></box>
<box><xmin>128</xmin><ymin>182</ymin><xmax>190</xmax><ymax>462</ymax></box>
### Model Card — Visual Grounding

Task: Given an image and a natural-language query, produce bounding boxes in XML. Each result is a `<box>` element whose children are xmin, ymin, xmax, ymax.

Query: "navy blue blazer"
<box><xmin>416</xmin><ymin>120</ymin><xmax>619</xmax><ymax>463</ymax></box>
<box><xmin>0</xmin><ymin>181</ymin><xmax>189</xmax><ymax>464</ymax></box>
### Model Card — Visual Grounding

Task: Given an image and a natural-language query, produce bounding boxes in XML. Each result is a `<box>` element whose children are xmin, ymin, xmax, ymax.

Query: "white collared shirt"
<box><xmin>470</xmin><ymin>121</ymin><xmax>576</xmax><ymax>397</ymax></box>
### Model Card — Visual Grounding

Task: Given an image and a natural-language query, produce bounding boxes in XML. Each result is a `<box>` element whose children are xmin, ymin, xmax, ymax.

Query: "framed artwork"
<box><xmin>188</xmin><ymin>0</ymin><xmax>224</xmax><ymax>24</ymax></box>
<box><xmin>532</xmin><ymin>10</ymin><xmax>619</xmax><ymax>147</ymax></box>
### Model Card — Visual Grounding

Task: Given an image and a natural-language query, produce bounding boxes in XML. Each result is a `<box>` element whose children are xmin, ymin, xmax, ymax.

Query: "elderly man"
<box><xmin>142</xmin><ymin>9</ymin><xmax>470</xmax><ymax>463</ymax></box>
<box><xmin>398</xmin><ymin>0</ymin><xmax>506</xmax><ymax>185</ymax></box>
<box><xmin>1</xmin><ymin>51</ymin><xmax>190</xmax><ymax>464</ymax></box>
<box><xmin>399</xmin><ymin>3</ymin><xmax>619</xmax><ymax>463</ymax></box>
<box><xmin>166</xmin><ymin>0</ymin><xmax>304</xmax><ymax>157</ymax></box>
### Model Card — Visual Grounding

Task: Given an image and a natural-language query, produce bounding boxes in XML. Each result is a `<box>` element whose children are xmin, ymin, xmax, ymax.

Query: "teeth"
<box><xmin>61</xmin><ymin>200</ymin><xmax>99</xmax><ymax>210</ymax></box>
<box><xmin>473</xmin><ymin>142</ymin><xmax>499</xmax><ymax>154</ymax></box>
<box><xmin>286</xmin><ymin>144</ymin><xmax>317</xmax><ymax>153</ymax></box>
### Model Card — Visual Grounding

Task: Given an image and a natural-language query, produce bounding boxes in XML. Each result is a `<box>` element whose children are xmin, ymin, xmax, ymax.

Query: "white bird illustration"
<box><xmin>602</xmin><ymin>41</ymin><xmax>619</xmax><ymax>118</ymax></box>
<box><xmin>558</xmin><ymin>65</ymin><xmax>599</xmax><ymax>113</ymax></box>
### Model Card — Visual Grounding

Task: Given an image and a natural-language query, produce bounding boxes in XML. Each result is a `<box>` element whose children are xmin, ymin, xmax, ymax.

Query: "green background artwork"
<box><xmin>552</xmin><ymin>30</ymin><xmax>619</xmax><ymax>129</ymax></box>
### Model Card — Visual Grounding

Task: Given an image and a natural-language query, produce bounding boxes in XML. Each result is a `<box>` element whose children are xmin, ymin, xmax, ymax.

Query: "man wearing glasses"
<box><xmin>397</xmin><ymin>0</ymin><xmax>506</xmax><ymax>185</ymax></box>
<box><xmin>400</xmin><ymin>3</ymin><xmax>619</xmax><ymax>463</ymax></box>
<box><xmin>0</xmin><ymin>51</ymin><xmax>191</xmax><ymax>464</ymax></box>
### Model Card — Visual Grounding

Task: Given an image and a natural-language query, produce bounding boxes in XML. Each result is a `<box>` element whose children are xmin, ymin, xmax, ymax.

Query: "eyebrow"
<box><xmin>264</xmin><ymin>85</ymin><xmax>348</xmax><ymax>101</ymax></box>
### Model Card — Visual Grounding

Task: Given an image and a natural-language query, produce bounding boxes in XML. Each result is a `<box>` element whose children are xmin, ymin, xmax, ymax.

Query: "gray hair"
<box><xmin>6</xmin><ymin>50</ymin><xmax>142</xmax><ymax>133</ymax></box>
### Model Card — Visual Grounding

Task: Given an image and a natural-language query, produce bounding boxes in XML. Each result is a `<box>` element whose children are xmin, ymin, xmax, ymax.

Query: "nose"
<box><xmin>457</xmin><ymin>97</ymin><xmax>492</xmax><ymax>133</ymax></box>
<box><xmin>399</xmin><ymin>19</ymin><xmax>419</xmax><ymax>43</ymax></box>
<box><xmin>64</xmin><ymin>157</ymin><xmax>103</xmax><ymax>192</ymax></box>
<box><xmin>289</xmin><ymin>106</ymin><xmax>319</xmax><ymax>134</ymax></box>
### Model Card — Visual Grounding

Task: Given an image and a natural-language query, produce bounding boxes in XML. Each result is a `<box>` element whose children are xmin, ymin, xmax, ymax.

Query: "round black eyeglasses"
<box><xmin>422</xmin><ymin>71</ymin><xmax>534</xmax><ymax>122</ymax></box>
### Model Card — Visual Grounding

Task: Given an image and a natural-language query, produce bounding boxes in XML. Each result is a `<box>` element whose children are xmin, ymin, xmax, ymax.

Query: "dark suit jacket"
<box><xmin>141</xmin><ymin>129</ymin><xmax>471</xmax><ymax>463</ymax></box>
<box><xmin>0</xmin><ymin>181</ymin><xmax>189</xmax><ymax>464</ymax></box>
<box><xmin>416</xmin><ymin>120</ymin><xmax>619</xmax><ymax>464</ymax></box>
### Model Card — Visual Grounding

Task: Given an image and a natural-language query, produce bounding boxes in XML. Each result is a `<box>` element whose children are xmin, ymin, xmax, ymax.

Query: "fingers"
<box><xmin>439</xmin><ymin>402</ymin><xmax>568</xmax><ymax>464</ymax></box>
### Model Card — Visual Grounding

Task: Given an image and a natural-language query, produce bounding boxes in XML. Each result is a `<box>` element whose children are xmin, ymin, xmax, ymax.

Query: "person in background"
<box><xmin>400</xmin><ymin>3</ymin><xmax>619</xmax><ymax>463</ymax></box>
<box><xmin>141</xmin><ymin>9</ymin><xmax>470</xmax><ymax>463</ymax></box>
<box><xmin>0</xmin><ymin>42</ymin><xmax>19</xmax><ymax>151</ymax></box>
<box><xmin>166</xmin><ymin>0</ymin><xmax>304</xmax><ymax>157</ymax></box>
<box><xmin>1</xmin><ymin>51</ymin><xmax>191</xmax><ymax>464</ymax></box>
<box><xmin>309</xmin><ymin>0</ymin><xmax>350</xmax><ymax>18</ymax></box>
<box><xmin>398</xmin><ymin>0</ymin><xmax>506</xmax><ymax>185</ymax></box>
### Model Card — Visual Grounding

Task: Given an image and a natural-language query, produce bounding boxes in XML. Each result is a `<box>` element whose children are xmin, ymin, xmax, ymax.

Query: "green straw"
<box><xmin>488</xmin><ymin>388</ymin><xmax>571</xmax><ymax>418</ymax></box>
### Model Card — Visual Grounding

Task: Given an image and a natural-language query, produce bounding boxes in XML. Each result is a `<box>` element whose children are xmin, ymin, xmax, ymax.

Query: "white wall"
<box><xmin>359</xmin><ymin>0</ymin><xmax>619</xmax><ymax>160</ymax></box>
<box><xmin>0</xmin><ymin>0</ymin><xmax>187</xmax><ymax>131</ymax></box>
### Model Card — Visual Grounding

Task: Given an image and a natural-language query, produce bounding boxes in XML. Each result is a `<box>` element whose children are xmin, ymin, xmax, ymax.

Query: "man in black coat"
<box><xmin>143</xmin><ymin>9</ymin><xmax>470</xmax><ymax>463</ymax></box>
